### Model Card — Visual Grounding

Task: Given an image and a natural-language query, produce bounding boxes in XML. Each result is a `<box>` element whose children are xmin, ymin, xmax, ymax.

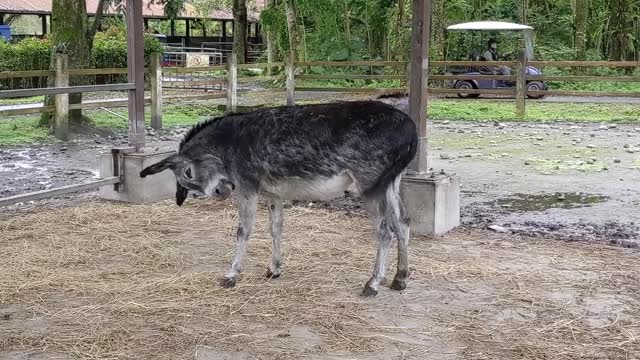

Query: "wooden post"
<box><xmin>222</xmin><ymin>20</ymin><xmax>227</xmax><ymax>41</ymax></box>
<box><xmin>170</xmin><ymin>19</ymin><xmax>175</xmax><ymax>37</ymax></box>
<box><xmin>407</xmin><ymin>0</ymin><xmax>431</xmax><ymax>174</ymax></box>
<box><xmin>41</xmin><ymin>15</ymin><xmax>47</xmax><ymax>35</ymax></box>
<box><xmin>227</xmin><ymin>53</ymin><xmax>238</xmax><ymax>113</ymax></box>
<box><xmin>126</xmin><ymin>0</ymin><xmax>145</xmax><ymax>150</ymax></box>
<box><xmin>54</xmin><ymin>54</ymin><xmax>69</xmax><ymax>141</ymax></box>
<box><xmin>150</xmin><ymin>53</ymin><xmax>163</xmax><ymax>130</ymax></box>
<box><xmin>185</xmin><ymin>19</ymin><xmax>191</xmax><ymax>47</ymax></box>
<box><xmin>285</xmin><ymin>51</ymin><xmax>295</xmax><ymax>106</ymax></box>
<box><xmin>516</xmin><ymin>51</ymin><xmax>526</xmax><ymax>118</ymax></box>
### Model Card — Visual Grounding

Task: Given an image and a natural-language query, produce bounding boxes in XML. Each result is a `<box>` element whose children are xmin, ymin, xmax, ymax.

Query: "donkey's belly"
<box><xmin>261</xmin><ymin>173</ymin><xmax>355</xmax><ymax>200</ymax></box>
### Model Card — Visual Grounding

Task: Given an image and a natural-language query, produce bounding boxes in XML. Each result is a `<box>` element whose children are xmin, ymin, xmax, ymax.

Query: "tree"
<box><xmin>263</xmin><ymin>0</ymin><xmax>279</xmax><ymax>69</ymax></box>
<box><xmin>42</xmin><ymin>0</ymin><xmax>91</xmax><ymax>126</ymax></box>
<box><xmin>284</xmin><ymin>0</ymin><xmax>298</xmax><ymax>60</ymax></box>
<box><xmin>233</xmin><ymin>0</ymin><xmax>248</xmax><ymax>63</ymax></box>
<box><xmin>571</xmin><ymin>0</ymin><xmax>589</xmax><ymax>60</ymax></box>
<box><xmin>41</xmin><ymin>0</ymin><xmax>186</xmax><ymax>129</ymax></box>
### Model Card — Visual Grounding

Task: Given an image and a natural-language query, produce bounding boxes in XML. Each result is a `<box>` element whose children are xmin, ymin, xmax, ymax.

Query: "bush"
<box><xmin>0</xmin><ymin>26</ymin><xmax>162</xmax><ymax>72</ymax></box>
<box><xmin>0</xmin><ymin>37</ymin><xmax>52</xmax><ymax>72</ymax></box>
<box><xmin>92</xmin><ymin>26</ymin><xmax>163</xmax><ymax>68</ymax></box>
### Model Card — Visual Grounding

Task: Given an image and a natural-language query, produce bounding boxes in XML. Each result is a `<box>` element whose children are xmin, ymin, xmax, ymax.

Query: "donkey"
<box><xmin>140</xmin><ymin>100</ymin><xmax>418</xmax><ymax>296</ymax></box>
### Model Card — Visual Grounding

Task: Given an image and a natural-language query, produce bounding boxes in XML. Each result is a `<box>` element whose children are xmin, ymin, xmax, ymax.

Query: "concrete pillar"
<box><xmin>400</xmin><ymin>173</ymin><xmax>460</xmax><ymax>236</ymax></box>
<box><xmin>400</xmin><ymin>0</ymin><xmax>461</xmax><ymax>236</ymax></box>
<box><xmin>99</xmin><ymin>149</ymin><xmax>177</xmax><ymax>204</ymax></box>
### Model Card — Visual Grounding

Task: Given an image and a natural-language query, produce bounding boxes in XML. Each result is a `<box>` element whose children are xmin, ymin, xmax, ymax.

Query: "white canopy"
<box><xmin>446</xmin><ymin>21</ymin><xmax>533</xmax><ymax>31</ymax></box>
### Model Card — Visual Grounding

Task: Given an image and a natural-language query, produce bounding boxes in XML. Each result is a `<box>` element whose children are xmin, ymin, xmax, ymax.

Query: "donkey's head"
<box><xmin>140</xmin><ymin>153</ymin><xmax>235</xmax><ymax>206</ymax></box>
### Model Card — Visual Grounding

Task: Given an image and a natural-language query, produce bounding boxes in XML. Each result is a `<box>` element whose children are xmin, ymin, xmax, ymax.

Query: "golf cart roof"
<box><xmin>446</xmin><ymin>21</ymin><xmax>533</xmax><ymax>31</ymax></box>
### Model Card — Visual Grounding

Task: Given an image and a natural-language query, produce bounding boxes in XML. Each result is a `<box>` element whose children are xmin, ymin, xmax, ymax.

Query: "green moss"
<box><xmin>429</xmin><ymin>100</ymin><xmax>640</xmax><ymax>123</ymax></box>
<box><xmin>0</xmin><ymin>118</ymin><xmax>50</xmax><ymax>146</ymax></box>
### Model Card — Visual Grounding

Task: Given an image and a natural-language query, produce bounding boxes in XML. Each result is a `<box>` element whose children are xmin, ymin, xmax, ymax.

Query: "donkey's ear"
<box><xmin>140</xmin><ymin>154</ymin><xmax>179</xmax><ymax>178</ymax></box>
<box><xmin>176</xmin><ymin>182</ymin><xmax>188</xmax><ymax>206</ymax></box>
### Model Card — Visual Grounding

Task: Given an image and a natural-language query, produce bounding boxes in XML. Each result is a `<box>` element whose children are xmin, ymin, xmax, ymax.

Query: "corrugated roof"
<box><xmin>0</xmin><ymin>0</ymin><xmax>262</xmax><ymax>21</ymax></box>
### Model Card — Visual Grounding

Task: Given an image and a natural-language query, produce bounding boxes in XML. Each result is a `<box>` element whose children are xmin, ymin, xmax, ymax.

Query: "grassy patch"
<box><xmin>0</xmin><ymin>96</ymin><xmax>44</xmax><ymax>106</ymax></box>
<box><xmin>429</xmin><ymin>100</ymin><xmax>640</xmax><ymax>123</ymax></box>
<box><xmin>0</xmin><ymin>117</ymin><xmax>50</xmax><ymax>146</ymax></box>
<box><xmin>90</xmin><ymin>103</ymin><xmax>222</xmax><ymax>129</ymax></box>
<box><xmin>0</xmin><ymin>104</ymin><xmax>221</xmax><ymax>146</ymax></box>
<box><xmin>0</xmin><ymin>99</ymin><xmax>638</xmax><ymax>146</ymax></box>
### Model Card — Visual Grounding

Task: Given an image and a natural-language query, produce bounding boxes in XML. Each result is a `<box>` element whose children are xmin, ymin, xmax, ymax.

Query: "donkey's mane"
<box><xmin>179</xmin><ymin>113</ymin><xmax>236</xmax><ymax>150</ymax></box>
<box><xmin>377</xmin><ymin>91</ymin><xmax>408</xmax><ymax>99</ymax></box>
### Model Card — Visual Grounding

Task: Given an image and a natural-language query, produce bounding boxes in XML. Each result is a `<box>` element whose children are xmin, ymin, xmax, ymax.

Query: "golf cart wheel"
<box><xmin>455</xmin><ymin>81</ymin><xmax>479</xmax><ymax>98</ymax></box>
<box><xmin>526</xmin><ymin>81</ymin><xmax>545</xmax><ymax>99</ymax></box>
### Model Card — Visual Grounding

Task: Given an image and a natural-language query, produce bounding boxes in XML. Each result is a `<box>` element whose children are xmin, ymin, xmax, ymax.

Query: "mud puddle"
<box><xmin>488</xmin><ymin>192</ymin><xmax>608</xmax><ymax>212</ymax></box>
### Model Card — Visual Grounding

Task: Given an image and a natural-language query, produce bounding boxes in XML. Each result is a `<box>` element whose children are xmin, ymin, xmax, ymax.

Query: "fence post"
<box><xmin>285</xmin><ymin>51</ymin><xmax>295</xmax><ymax>106</ymax></box>
<box><xmin>150</xmin><ymin>53</ymin><xmax>163</xmax><ymax>130</ymax></box>
<box><xmin>516</xmin><ymin>52</ymin><xmax>526</xmax><ymax>118</ymax></box>
<box><xmin>54</xmin><ymin>53</ymin><xmax>69</xmax><ymax>141</ymax></box>
<box><xmin>226</xmin><ymin>52</ymin><xmax>237</xmax><ymax>113</ymax></box>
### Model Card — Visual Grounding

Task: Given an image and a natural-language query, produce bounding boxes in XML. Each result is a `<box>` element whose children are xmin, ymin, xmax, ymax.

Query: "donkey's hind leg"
<box><xmin>386</xmin><ymin>176</ymin><xmax>410</xmax><ymax>291</ymax></box>
<box><xmin>362</xmin><ymin>193</ymin><xmax>395</xmax><ymax>297</ymax></box>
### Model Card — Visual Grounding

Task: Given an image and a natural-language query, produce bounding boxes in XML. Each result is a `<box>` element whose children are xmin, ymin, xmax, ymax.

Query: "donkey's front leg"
<box><xmin>221</xmin><ymin>193</ymin><xmax>258</xmax><ymax>288</ymax></box>
<box><xmin>266</xmin><ymin>198</ymin><xmax>284</xmax><ymax>278</ymax></box>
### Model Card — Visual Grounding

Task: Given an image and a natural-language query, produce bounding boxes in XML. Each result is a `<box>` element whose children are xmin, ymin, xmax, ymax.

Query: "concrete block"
<box><xmin>99</xmin><ymin>148</ymin><xmax>177</xmax><ymax>204</ymax></box>
<box><xmin>400</xmin><ymin>172</ymin><xmax>461</xmax><ymax>236</ymax></box>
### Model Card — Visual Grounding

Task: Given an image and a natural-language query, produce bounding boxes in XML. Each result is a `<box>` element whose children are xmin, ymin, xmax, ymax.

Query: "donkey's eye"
<box><xmin>185</xmin><ymin>168</ymin><xmax>192</xmax><ymax>179</ymax></box>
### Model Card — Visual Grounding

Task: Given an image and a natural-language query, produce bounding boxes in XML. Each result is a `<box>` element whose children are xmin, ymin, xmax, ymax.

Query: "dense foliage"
<box><xmin>260</xmin><ymin>0</ymin><xmax>640</xmax><ymax>62</ymax></box>
<box><xmin>0</xmin><ymin>27</ymin><xmax>163</xmax><ymax>72</ymax></box>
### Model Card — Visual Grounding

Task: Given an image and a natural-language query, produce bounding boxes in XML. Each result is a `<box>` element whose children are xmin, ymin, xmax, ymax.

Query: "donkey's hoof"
<box><xmin>220</xmin><ymin>277</ymin><xmax>237</xmax><ymax>288</ymax></box>
<box><xmin>390</xmin><ymin>279</ymin><xmax>407</xmax><ymax>291</ymax></box>
<box><xmin>361</xmin><ymin>285</ymin><xmax>378</xmax><ymax>297</ymax></box>
<box><xmin>265</xmin><ymin>269</ymin><xmax>281</xmax><ymax>279</ymax></box>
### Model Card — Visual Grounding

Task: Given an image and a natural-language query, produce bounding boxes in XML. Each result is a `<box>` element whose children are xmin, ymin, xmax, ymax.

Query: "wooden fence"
<box><xmin>1</xmin><ymin>57</ymin><xmax>638</xmax><ymax>136</ymax></box>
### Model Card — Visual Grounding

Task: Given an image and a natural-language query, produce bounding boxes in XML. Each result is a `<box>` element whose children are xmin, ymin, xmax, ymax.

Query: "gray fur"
<box><xmin>140</xmin><ymin>100</ymin><xmax>418</xmax><ymax>296</ymax></box>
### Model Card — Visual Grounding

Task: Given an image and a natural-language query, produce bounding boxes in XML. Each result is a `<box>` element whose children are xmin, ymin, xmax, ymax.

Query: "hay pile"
<box><xmin>1</xmin><ymin>199</ymin><xmax>639</xmax><ymax>359</ymax></box>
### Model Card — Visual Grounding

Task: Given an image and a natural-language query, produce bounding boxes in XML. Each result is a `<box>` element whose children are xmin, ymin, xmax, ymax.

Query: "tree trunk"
<box><xmin>40</xmin><ymin>0</ymin><xmax>90</xmax><ymax>128</ymax></box>
<box><xmin>391</xmin><ymin>0</ymin><xmax>405</xmax><ymax>60</ymax></box>
<box><xmin>607</xmin><ymin>0</ymin><xmax>626</xmax><ymax>61</ymax></box>
<box><xmin>519</xmin><ymin>0</ymin><xmax>529</xmax><ymax>24</ymax></box>
<box><xmin>233</xmin><ymin>0</ymin><xmax>248</xmax><ymax>64</ymax></box>
<box><xmin>572</xmin><ymin>0</ymin><xmax>589</xmax><ymax>60</ymax></box>
<box><xmin>284</xmin><ymin>0</ymin><xmax>298</xmax><ymax>60</ymax></box>
<box><xmin>432</xmin><ymin>0</ymin><xmax>446</xmax><ymax>60</ymax></box>
<box><xmin>265</xmin><ymin>0</ymin><xmax>278</xmax><ymax>69</ymax></box>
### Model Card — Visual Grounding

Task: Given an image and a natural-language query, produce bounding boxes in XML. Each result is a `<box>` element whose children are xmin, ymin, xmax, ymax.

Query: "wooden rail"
<box><xmin>0</xmin><ymin>83</ymin><xmax>135</xmax><ymax>98</ymax></box>
<box><xmin>295</xmin><ymin>61</ymin><xmax>406</xmax><ymax>67</ymax></box>
<box><xmin>0</xmin><ymin>177</ymin><xmax>120</xmax><ymax>207</ymax></box>
<box><xmin>528</xmin><ymin>61</ymin><xmax>639</xmax><ymax>67</ymax></box>
<box><xmin>0</xmin><ymin>70</ymin><xmax>55</xmax><ymax>79</ymax></box>
<box><xmin>297</xmin><ymin>74</ymin><xmax>407</xmax><ymax>80</ymax></box>
<box><xmin>1</xmin><ymin>59</ymin><xmax>637</xmax><ymax>133</ymax></box>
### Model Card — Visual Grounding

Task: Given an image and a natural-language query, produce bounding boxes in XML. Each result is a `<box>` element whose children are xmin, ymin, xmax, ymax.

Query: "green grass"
<box><xmin>0</xmin><ymin>95</ymin><xmax>44</xmax><ymax>105</ymax></box>
<box><xmin>90</xmin><ymin>103</ymin><xmax>223</xmax><ymax>129</ymax></box>
<box><xmin>0</xmin><ymin>100</ymin><xmax>638</xmax><ymax>146</ymax></box>
<box><xmin>0</xmin><ymin>104</ymin><xmax>222</xmax><ymax>146</ymax></box>
<box><xmin>429</xmin><ymin>100</ymin><xmax>640</xmax><ymax>122</ymax></box>
<box><xmin>0</xmin><ymin>117</ymin><xmax>49</xmax><ymax>146</ymax></box>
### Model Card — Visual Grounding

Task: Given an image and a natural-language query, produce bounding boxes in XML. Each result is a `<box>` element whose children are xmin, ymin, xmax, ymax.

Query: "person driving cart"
<box><xmin>482</xmin><ymin>38</ymin><xmax>511</xmax><ymax>76</ymax></box>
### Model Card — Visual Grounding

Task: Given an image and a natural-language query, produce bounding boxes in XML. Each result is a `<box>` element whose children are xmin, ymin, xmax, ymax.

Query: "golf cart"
<box><xmin>443</xmin><ymin>21</ymin><xmax>547</xmax><ymax>99</ymax></box>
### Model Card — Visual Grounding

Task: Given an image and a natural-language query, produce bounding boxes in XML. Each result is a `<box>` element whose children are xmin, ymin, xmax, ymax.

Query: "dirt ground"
<box><xmin>1</xmin><ymin>199</ymin><xmax>640</xmax><ymax>359</ymax></box>
<box><xmin>2</xmin><ymin>93</ymin><xmax>639</xmax><ymax>244</ymax></box>
<box><xmin>2</xmin><ymin>95</ymin><xmax>640</xmax><ymax>359</ymax></box>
